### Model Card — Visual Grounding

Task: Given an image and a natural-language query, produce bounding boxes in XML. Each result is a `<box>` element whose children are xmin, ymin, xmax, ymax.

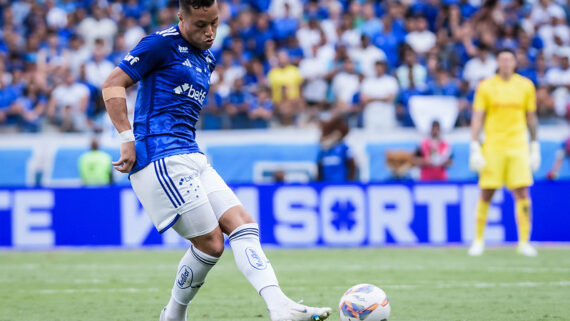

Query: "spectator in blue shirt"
<box><xmin>272</xmin><ymin>3</ymin><xmax>299</xmax><ymax>42</ymax></box>
<box><xmin>516</xmin><ymin>48</ymin><xmax>538</xmax><ymax>86</ymax></box>
<box><xmin>8</xmin><ymin>80</ymin><xmax>46</xmax><ymax>132</ymax></box>
<box><xmin>427</xmin><ymin>67</ymin><xmax>461</xmax><ymax>97</ymax></box>
<box><xmin>249</xmin><ymin>86</ymin><xmax>274</xmax><ymax>129</ymax></box>
<box><xmin>226</xmin><ymin>78</ymin><xmax>251</xmax><ymax>129</ymax></box>
<box><xmin>253</xmin><ymin>13</ymin><xmax>274</xmax><ymax>58</ymax></box>
<box><xmin>317</xmin><ymin>116</ymin><xmax>357</xmax><ymax>182</ymax></box>
<box><xmin>374</xmin><ymin>14</ymin><xmax>403</xmax><ymax>70</ymax></box>
<box><xmin>202</xmin><ymin>83</ymin><xmax>225</xmax><ymax>130</ymax></box>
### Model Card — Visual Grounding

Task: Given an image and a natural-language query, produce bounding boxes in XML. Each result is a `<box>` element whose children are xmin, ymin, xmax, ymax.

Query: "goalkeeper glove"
<box><xmin>530</xmin><ymin>141</ymin><xmax>541</xmax><ymax>172</ymax></box>
<box><xmin>469</xmin><ymin>141</ymin><xmax>486</xmax><ymax>173</ymax></box>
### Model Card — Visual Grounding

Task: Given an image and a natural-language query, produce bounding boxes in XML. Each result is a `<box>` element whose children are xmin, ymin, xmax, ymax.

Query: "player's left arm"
<box><xmin>526</xmin><ymin>81</ymin><xmax>540</xmax><ymax>172</ymax></box>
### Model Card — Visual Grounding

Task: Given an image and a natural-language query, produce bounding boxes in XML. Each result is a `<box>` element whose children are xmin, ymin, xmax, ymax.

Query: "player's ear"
<box><xmin>178</xmin><ymin>11</ymin><xmax>184</xmax><ymax>22</ymax></box>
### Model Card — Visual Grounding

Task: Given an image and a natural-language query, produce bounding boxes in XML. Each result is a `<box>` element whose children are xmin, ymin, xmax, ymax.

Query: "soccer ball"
<box><xmin>338</xmin><ymin>284</ymin><xmax>390</xmax><ymax>321</ymax></box>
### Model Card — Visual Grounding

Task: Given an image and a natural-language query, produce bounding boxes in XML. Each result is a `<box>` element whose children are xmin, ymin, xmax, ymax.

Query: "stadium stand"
<box><xmin>0</xmin><ymin>0</ymin><xmax>569</xmax><ymax>133</ymax></box>
<box><xmin>0</xmin><ymin>0</ymin><xmax>569</xmax><ymax>186</ymax></box>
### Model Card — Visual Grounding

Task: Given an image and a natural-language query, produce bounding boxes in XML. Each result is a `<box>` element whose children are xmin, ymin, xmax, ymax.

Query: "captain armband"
<box><xmin>102</xmin><ymin>86</ymin><xmax>127</xmax><ymax>102</ymax></box>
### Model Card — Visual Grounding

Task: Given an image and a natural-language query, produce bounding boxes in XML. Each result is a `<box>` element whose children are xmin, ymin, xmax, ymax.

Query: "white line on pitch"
<box><xmin>30</xmin><ymin>288</ymin><xmax>160</xmax><ymax>294</ymax></box>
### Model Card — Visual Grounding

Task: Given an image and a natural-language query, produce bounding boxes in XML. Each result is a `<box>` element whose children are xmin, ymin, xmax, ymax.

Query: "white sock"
<box><xmin>229</xmin><ymin>223</ymin><xmax>284</xmax><ymax>308</ymax></box>
<box><xmin>165</xmin><ymin>245</ymin><xmax>218</xmax><ymax>321</ymax></box>
<box><xmin>260</xmin><ymin>285</ymin><xmax>290</xmax><ymax>311</ymax></box>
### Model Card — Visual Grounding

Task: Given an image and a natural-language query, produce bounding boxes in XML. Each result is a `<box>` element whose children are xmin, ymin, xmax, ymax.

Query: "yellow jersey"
<box><xmin>473</xmin><ymin>74</ymin><xmax>536</xmax><ymax>151</ymax></box>
<box><xmin>267</xmin><ymin>65</ymin><xmax>303</xmax><ymax>103</ymax></box>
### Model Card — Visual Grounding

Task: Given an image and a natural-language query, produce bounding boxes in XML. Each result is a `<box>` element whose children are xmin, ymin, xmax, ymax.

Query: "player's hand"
<box><xmin>469</xmin><ymin>141</ymin><xmax>486</xmax><ymax>173</ymax></box>
<box><xmin>530</xmin><ymin>141</ymin><xmax>541</xmax><ymax>172</ymax></box>
<box><xmin>113</xmin><ymin>141</ymin><xmax>136</xmax><ymax>173</ymax></box>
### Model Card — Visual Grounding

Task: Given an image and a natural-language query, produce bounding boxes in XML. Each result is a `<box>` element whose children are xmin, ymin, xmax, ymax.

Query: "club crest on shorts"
<box><xmin>245</xmin><ymin>247</ymin><xmax>267</xmax><ymax>270</ymax></box>
<box><xmin>176</xmin><ymin>265</ymin><xmax>194</xmax><ymax>289</ymax></box>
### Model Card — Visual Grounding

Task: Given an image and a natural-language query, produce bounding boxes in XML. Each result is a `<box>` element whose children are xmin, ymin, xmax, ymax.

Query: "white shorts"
<box><xmin>130</xmin><ymin>153</ymin><xmax>241</xmax><ymax>237</ymax></box>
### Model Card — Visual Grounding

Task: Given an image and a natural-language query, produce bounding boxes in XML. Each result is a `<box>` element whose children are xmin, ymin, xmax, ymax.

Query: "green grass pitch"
<box><xmin>1</xmin><ymin>247</ymin><xmax>569</xmax><ymax>321</ymax></box>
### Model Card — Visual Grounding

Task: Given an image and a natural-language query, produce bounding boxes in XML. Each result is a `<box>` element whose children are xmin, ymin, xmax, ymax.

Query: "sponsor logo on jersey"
<box><xmin>183</xmin><ymin>59</ymin><xmax>192</xmax><ymax>68</ymax></box>
<box><xmin>176</xmin><ymin>265</ymin><xmax>193</xmax><ymax>289</ymax></box>
<box><xmin>178</xmin><ymin>45</ymin><xmax>188</xmax><ymax>53</ymax></box>
<box><xmin>124</xmin><ymin>54</ymin><xmax>139</xmax><ymax>65</ymax></box>
<box><xmin>245</xmin><ymin>247</ymin><xmax>267</xmax><ymax>270</ymax></box>
<box><xmin>173</xmin><ymin>83</ymin><xmax>207</xmax><ymax>104</ymax></box>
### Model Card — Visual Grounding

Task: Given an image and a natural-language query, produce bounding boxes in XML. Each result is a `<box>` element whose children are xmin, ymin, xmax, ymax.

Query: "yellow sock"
<box><xmin>475</xmin><ymin>200</ymin><xmax>490</xmax><ymax>242</ymax></box>
<box><xmin>516</xmin><ymin>198</ymin><xmax>531</xmax><ymax>244</ymax></box>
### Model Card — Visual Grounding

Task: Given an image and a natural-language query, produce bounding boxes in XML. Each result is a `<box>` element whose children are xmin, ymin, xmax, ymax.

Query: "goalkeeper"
<box><xmin>468</xmin><ymin>48</ymin><xmax>540</xmax><ymax>257</ymax></box>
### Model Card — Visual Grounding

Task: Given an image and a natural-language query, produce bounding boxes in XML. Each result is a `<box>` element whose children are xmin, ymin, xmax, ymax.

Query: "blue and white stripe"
<box><xmin>228</xmin><ymin>227</ymin><xmax>260</xmax><ymax>242</ymax></box>
<box><xmin>153</xmin><ymin>159</ymin><xmax>185</xmax><ymax>208</ymax></box>
<box><xmin>190</xmin><ymin>245</ymin><xmax>218</xmax><ymax>266</ymax></box>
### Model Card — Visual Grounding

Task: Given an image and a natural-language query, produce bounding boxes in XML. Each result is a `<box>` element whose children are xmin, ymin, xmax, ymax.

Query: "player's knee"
<box><xmin>481</xmin><ymin>189</ymin><xmax>495</xmax><ymax>202</ymax></box>
<box><xmin>208</xmin><ymin>240</ymin><xmax>225</xmax><ymax>258</ymax></box>
<box><xmin>191</xmin><ymin>230</ymin><xmax>225</xmax><ymax>258</ymax></box>
<box><xmin>512</xmin><ymin>187</ymin><xmax>529</xmax><ymax>200</ymax></box>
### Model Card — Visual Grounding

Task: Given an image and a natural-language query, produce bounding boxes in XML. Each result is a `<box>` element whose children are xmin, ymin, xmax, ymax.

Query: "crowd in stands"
<box><xmin>1</xmin><ymin>0</ymin><xmax>570</xmax><ymax>133</ymax></box>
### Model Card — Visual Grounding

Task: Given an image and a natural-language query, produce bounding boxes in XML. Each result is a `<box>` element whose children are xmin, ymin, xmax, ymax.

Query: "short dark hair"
<box><xmin>179</xmin><ymin>0</ymin><xmax>215</xmax><ymax>13</ymax></box>
<box><xmin>496</xmin><ymin>47</ymin><xmax>516</xmax><ymax>57</ymax></box>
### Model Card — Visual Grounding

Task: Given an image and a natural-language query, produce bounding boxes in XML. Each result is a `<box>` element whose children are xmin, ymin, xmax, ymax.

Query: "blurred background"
<box><xmin>0</xmin><ymin>0</ymin><xmax>569</xmax><ymax>248</ymax></box>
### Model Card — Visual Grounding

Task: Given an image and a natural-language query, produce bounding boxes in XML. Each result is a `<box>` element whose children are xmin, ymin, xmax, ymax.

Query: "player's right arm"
<box><xmin>103</xmin><ymin>33</ymin><xmax>170</xmax><ymax>173</ymax></box>
<box><xmin>103</xmin><ymin>68</ymin><xmax>136</xmax><ymax>173</ymax></box>
<box><xmin>469</xmin><ymin>81</ymin><xmax>487</xmax><ymax>172</ymax></box>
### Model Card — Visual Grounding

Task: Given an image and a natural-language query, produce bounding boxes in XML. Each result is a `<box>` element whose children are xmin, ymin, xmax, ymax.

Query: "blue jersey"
<box><xmin>317</xmin><ymin>141</ymin><xmax>353</xmax><ymax>182</ymax></box>
<box><xmin>118</xmin><ymin>25</ymin><xmax>216</xmax><ymax>173</ymax></box>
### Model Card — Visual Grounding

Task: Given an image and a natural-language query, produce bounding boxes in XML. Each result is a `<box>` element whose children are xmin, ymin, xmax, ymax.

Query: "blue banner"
<box><xmin>0</xmin><ymin>182</ymin><xmax>568</xmax><ymax>248</ymax></box>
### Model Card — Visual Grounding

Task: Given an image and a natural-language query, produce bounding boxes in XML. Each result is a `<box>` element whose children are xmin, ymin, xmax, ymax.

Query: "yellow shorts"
<box><xmin>478</xmin><ymin>147</ymin><xmax>533</xmax><ymax>190</ymax></box>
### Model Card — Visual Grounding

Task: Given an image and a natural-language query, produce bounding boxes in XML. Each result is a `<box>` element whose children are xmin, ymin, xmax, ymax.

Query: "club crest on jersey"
<box><xmin>173</xmin><ymin>83</ymin><xmax>206</xmax><ymax>104</ymax></box>
<box><xmin>176</xmin><ymin>265</ymin><xmax>193</xmax><ymax>289</ymax></box>
<box><xmin>245</xmin><ymin>247</ymin><xmax>267</xmax><ymax>270</ymax></box>
<box><xmin>178</xmin><ymin>45</ymin><xmax>188</xmax><ymax>53</ymax></box>
<box><xmin>124</xmin><ymin>54</ymin><xmax>139</xmax><ymax>65</ymax></box>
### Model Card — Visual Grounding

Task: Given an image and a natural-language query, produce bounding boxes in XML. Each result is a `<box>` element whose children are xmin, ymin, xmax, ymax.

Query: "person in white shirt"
<box><xmin>124</xmin><ymin>16</ymin><xmax>146</xmax><ymax>51</ymax></box>
<box><xmin>405</xmin><ymin>16</ymin><xmax>436</xmax><ymax>55</ymax></box>
<box><xmin>68</xmin><ymin>35</ymin><xmax>92</xmax><ymax>77</ymax></box>
<box><xmin>85</xmin><ymin>40</ymin><xmax>115</xmax><ymax>89</ymax></box>
<box><xmin>396</xmin><ymin>47</ymin><xmax>428</xmax><ymax>90</ymax></box>
<box><xmin>462</xmin><ymin>44</ymin><xmax>497</xmax><ymax>90</ymax></box>
<box><xmin>360</xmin><ymin>60</ymin><xmax>399</xmax><ymax>129</ymax></box>
<box><xmin>537</xmin><ymin>7</ymin><xmax>569</xmax><ymax>61</ymax></box>
<box><xmin>331</xmin><ymin>59</ymin><xmax>361</xmax><ymax>113</ymax></box>
<box><xmin>297</xmin><ymin>19</ymin><xmax>323</xmax><ymax>58</ymax></box>
<box><xmin>530</xmin><ymin>0</ymin><xmax>565</xmax><ymax>26</ymax></box>
<box><xmin>545</xmin><ymin>48</ymin><xmax>570</xmax><ymax>117</ymax></box>
<box><xmin>299</xmin><ymin>45</ymin><xmax>328</xmax><ymax>106</ymax></box>
<box><xmin>45</xmin><ymin>0</ymin><xmax>67</xmax><ymax>30</ymax></box>
<box><xmin>77</xmin><ymin>5</ymin><xmax>118</xmax><ymax>53</ymax></box>
<box><xmin>269</xmin><ymin>0</ymin><xmax>302</xmax><ymax>19</ymax></box>
<box><xmin>349</xmin><ymin>35</ymin><xmax>387</xmax><ymax>78</ymax></box>
<box><xmin>46</xmin><ymin>69</ymin><xmax>90</xmax><ymax>132</ymax></box>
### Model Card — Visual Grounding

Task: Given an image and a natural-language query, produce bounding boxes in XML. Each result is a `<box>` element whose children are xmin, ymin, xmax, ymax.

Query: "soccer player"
<box><xmin>468</xmin><ymin>48</ymin><xmax>541</xmax><ymax>257</ymax></box>
<box><xmin>101</xmin><ymin>1</ymin><xmax>332</xmax><ymax>320</ymax></box>
<box><xmin>316</xmin><ymin>116</ymin><xmax>357</xmax><ymax>182</ymax></box>
<box><xmin>546</xmin><ymin>136</ymin><xmax>570</xmax><ymax>180</ymax></box>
